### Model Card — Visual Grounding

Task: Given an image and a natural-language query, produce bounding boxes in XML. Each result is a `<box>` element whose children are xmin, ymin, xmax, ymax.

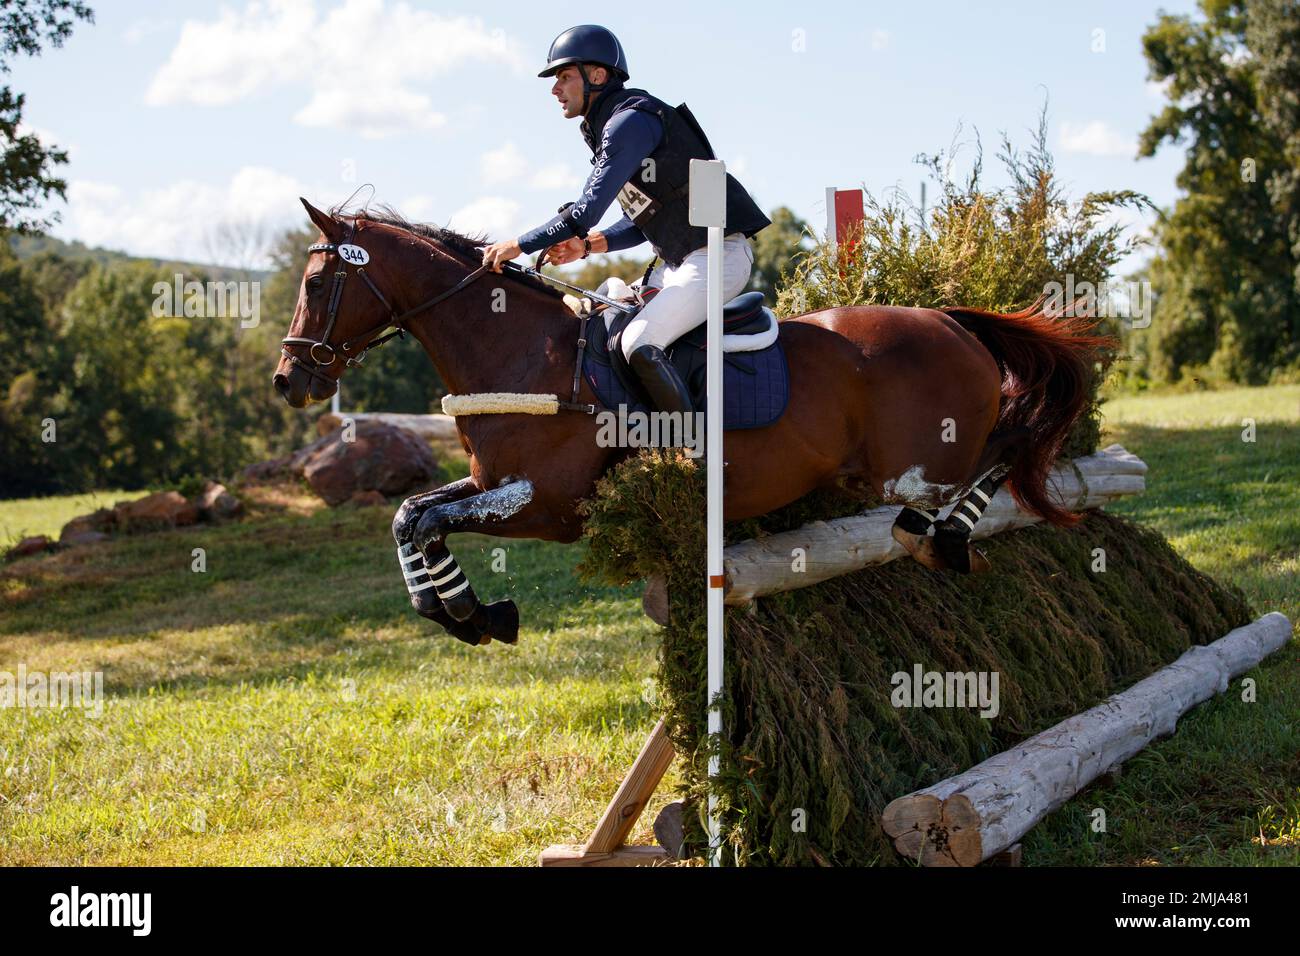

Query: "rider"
<box><xmin>480</xmin><ymin>24</ymin><xmax>770</xmax><ymax>415</ymax></box>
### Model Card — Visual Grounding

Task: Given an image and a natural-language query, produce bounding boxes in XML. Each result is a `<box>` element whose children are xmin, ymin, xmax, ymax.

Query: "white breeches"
<box><xmin>620</xmin><ymin>232</ymin><xmax>755</xmax><ymax>359</ymax></box>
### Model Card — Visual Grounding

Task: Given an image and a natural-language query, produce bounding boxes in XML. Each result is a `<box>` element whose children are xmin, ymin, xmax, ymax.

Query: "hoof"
<box><xmin>933</xmin><ymin>528</ymin><xmax>975</xmax><ymax>574</ymax></box>
<box><xmin>904</xmin><ymin>533</ymin><xmax>948</xmax><ymax>571</ymax></box>
<box><xmin>890</xmin><ymin>523</ymin><xmax>923</xmax><ymax>555</ymax></box>
<box><xmin>477</xmin><ymin>599</ymin><xmax>520</xmax><ymax>645</ymax></box>
<box><xmin>968</xmin><ymin>546</ymin><xmax>991</xmax><ymax>574</ymax></box>
<box><xmin>414</xmin><ymin>600</ymin><xmax>483</xmax><ymax>645</ymax></box>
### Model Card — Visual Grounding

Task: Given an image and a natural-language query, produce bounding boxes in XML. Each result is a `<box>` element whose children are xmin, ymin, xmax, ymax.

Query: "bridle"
<box><xmin>280</xmin><ymin>219</ymin><xmax>489</xmax><ymax>387</ymax></box>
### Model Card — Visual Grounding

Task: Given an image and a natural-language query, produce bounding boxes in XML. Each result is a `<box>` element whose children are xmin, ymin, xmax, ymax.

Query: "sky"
<box><xmin>10</xmin><ymin>0</ymin><xmax>1199</xmax><ymax>272</ymax></box>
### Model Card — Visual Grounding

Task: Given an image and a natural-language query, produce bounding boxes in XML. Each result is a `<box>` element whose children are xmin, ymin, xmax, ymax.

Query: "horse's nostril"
<box><xmin>273</xmin><ymin>373</ymin><xmax>290</xmax><ymax>396</ymax></box>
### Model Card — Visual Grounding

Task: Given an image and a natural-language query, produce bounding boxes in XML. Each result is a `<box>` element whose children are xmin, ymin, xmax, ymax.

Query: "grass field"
<box><xmin>0</xmin><ymin>384</ymin><xmax>1296</xmax><ymax>865</ymax></box>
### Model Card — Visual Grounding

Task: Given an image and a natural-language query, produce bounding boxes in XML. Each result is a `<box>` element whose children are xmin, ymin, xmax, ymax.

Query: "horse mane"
<box><xmin>332</xmin><ymin>203</ymin><xmax>566</xmax><ymax>301</ymax></box>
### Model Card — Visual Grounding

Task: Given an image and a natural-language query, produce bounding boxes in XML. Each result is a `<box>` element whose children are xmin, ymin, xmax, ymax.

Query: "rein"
<box><xmin>281</xmin><ymin>221</ymin><xmax>603</xmax><ymax>413</ymax></box>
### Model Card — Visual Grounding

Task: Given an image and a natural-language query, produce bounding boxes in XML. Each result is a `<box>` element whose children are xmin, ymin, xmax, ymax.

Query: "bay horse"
<box><xmin>275</xmin><ymin>199</ymin><xmax>1113</xmax><ymax>646</ymax></box>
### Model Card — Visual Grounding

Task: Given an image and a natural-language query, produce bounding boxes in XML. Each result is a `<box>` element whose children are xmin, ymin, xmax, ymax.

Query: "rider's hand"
<box><xmin>481</xmin><ymin>239</ymin><xmax>523</xmax><ymax>272</ymax></box>
<box><xmin>545</xmin><ymin>237</ymin><xmax>587</xmax><ymax>265</ymax></box>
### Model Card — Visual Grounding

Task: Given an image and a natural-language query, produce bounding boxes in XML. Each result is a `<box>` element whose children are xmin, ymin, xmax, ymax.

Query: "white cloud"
<box><xmin>481</xmin><ymin>142</ymin><xmax>529</xmax><ymax>185</ymax></box>
<box><xmin>63</xmin><ymin>167</ymin><xmax>316</xmax><ymax>266</ymax></box>
<box><xmin>479</xmin><ymin>141</ymin><xmax>582</xmax><ymax>193</ymax></box>
<box><xmin>529</xmin><ymin>163</ymin><xmax>581</xmax><ymax>191</ymax></box>
<box><xmin>398</xmin><ymin>194</ymin><xmax>440</xmax><ymax>222</ymax></box>
<box><xmin>446</xmin><ymin>196</ymin><xmax>522</xmax><ymax>240</ymax></box>
<box><xmin>145</xmin><ymin>0</ymin><xmax>524</xmax><ymax>137</ymax></box>
<box><xmin>1145</xmin><ymin>77</ymin><xmax>1172</xmax><ymax>100</ymax></box>
<box><xmin>1059</xmin><ymin>120</ymin><xmax>1135</xmax><ymax>158</ymax></box>
<box><xmin>295</xmin><ymin>87</ymin><xmax>446</xmax><ymax>139</ymax></box>
<box><xmin>123</xmin><ymin>18</ymin><xmax>172</xmax><ymax>45</ymax></box>
<box><xmin>870</xmin><ymin>29</ymin><xmax>890</xmax><ymax>51</ymax></box>
<box><xmin>480</xmin><ymin>142</ymin><xmax>581</xmax><ymax>191</ymax></box>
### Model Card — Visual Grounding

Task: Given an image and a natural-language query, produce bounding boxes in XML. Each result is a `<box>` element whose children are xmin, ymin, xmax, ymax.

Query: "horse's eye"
<box><xmin>307</xmin><ymin>274</ymin><xmax>323</xmax><ymax>290</ymax></box>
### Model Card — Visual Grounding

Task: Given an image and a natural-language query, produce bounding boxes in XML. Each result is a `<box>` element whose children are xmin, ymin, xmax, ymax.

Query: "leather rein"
<box><xmin>280</xmin><ymin>220</ymin><xmax>602</xmax><ymax>414</ymax></box>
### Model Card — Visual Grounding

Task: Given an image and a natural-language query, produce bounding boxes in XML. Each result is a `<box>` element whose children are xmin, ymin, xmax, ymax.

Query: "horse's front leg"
<box><xmin>392</xmin><ymin>477</ymin><xmax>485</xmax><ymax>644</ymax></box>
<box><xmin>412</xmin><ymin>476</ymin><xmax>537</xmax><ymax>646</ymax></box>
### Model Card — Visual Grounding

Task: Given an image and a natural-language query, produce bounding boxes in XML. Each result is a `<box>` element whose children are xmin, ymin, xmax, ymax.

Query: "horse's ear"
<box><xmin>300</xmin><ymin>198</ymin><xmax>339</xmax><ymax>240</ymax></box>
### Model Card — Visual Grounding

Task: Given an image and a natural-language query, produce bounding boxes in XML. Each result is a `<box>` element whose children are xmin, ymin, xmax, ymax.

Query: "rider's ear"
<box><xmin>300</xmin><ymin>198</ymin><xmax>340</xmax><ymax>240</ymax></box>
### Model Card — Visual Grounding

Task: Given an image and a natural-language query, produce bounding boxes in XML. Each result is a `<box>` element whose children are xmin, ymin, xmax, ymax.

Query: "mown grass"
<box><xmin>0</xmin><ymin>478</ymin><xmax>664</xmax><ymax>865</ymax></box>
<box><xmin>1023</xmin><ymin>383</ymin><xmax>1299</xmax><ymax>865</ymax></box>
<box><xmin>0</xmin><ymin>384</ymin><xmax>1295</xmax><ymax>866</ymax></box>
<box><xmin>0</xmin><ymin>489</ymin><xmax>149</xmax><ymax>552</ymax></box>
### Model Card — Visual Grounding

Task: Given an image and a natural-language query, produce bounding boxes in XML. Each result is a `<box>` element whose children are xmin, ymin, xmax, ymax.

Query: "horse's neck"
<box><xmin>403</xmin><ymin>255</ymin><xmax>576</xmax><ymax>398</ymax></box>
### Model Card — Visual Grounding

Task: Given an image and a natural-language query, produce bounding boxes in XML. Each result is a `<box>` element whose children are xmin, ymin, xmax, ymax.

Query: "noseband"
<box><xmin>280</xmin><ymin>220</ymin><xmax>489</xmax><ymax>387</ymax></box>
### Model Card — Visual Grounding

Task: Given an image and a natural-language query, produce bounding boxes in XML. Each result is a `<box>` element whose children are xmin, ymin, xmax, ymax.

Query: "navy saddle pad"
<box><xmin>581</xmin><ymin>292</ymin><xmax>789</xmax><ymax>430</ymax></box>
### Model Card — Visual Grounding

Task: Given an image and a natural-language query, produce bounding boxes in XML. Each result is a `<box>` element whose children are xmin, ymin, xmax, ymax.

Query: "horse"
<box><xmin>274</xmin><ymin>199</ymin><xmax>1114</xmax><ymax>646</ymax></box>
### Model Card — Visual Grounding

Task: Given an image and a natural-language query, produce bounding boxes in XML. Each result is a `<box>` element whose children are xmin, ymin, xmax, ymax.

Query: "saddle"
<box><xmin>583</xmin><ymin>290</ymin><xmax>784</xmax><ymax>418</ymax></box>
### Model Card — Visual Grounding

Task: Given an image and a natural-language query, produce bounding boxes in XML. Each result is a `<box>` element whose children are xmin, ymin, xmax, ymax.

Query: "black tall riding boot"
<box><xmin>629</xmin><ymin>344</ymin><xmax>694</xmax><ymax>415</ymax></box>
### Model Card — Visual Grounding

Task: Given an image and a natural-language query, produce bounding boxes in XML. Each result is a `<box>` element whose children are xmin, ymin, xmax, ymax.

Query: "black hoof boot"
<box><xmin>414</xmin><ymin>601</ymin><xmax>485</xmax><ymax>645</ymax></box>
<box><xmin>442</xmin><ymin>588</ymin><xmax>479</xmax><ymax>623</ymax></box>
<box><xmin>471</xmin><ymin>599</ymin><xmax>520</xmax><ymax>645</ymax></box>
<box><xmin>933</xmin><ymin>526</ymin><xmax>973</xmax><ymax>574</ymax></box>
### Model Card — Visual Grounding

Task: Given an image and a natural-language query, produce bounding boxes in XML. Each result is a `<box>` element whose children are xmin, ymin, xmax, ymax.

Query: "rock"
<box><xmin>61</xmin><ymin>530</ymin><xmax>111</xmax><ymax>547</ymax></box>
<box><xmin>114</xmin><ymin>491</ymin><xmax>200</xmax><ymax>532</ymax></box>
<box><xmin>301</xmin><ymin>421</ymin><xmax>439</xmax><ymax>507</ymax></box>
<box><xmin>196</xmin><ymin>481</ymin><xmax>243</xmax><ymax>521</ymax></box>
<box><xmin>240</xmin><ymin>456</ymin><xmax>290</xmax><ymax>482</ymax></box>
<box><xmin>643</xmin><ymin>574</ymin><xmax>670</xmax><ymax>627</ymax></box>
<box><xmin>59</xmin><ymin>508</ymin><xmax>117</xmax><ymax>542</ymax></box>
<box><xmin>653</xmin><ymin>801</ymin><xmax>690</xmax><ymax>860</ymax></box>
<box><xmin>241</xmin><ymin>430</ymin><xmax>340</xmax><ymax>482</ymax></box>
<box><xmin>347</xmin><ymin>490</ymin><xmax>388</xmax><ymax>507</ymax></box>
<box><xmin>5</xmin><ymin>535</ymin><xmax>53</xmax><ymax>559</ymax></box>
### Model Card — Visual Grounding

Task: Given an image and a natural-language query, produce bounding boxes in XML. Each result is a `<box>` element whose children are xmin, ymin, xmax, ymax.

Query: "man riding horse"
<box><xmin>480</xmin><ymin>24</ymin><xmax>770</xmax><ymax>416</ymax></box>
<box><xmin>276</xmin><ymin>25</ymin><xmax>1112</xmax><ymax>647</ymax></box>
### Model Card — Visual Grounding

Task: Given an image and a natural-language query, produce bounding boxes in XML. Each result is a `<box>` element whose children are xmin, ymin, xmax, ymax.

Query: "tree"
<box><xmin>748</xmin><ymin>206</ymin><xmax>809</xmax><ymax>300</ymax></box>
<box><xmin>1137</xmin><ymin>0</ymin><xmax>1300</xmax><ymax>383</ymax></box>
<box><xmin>0</xmin><ymin>0</ymin><xmax>93</xmax><ymax>234</ymax></box>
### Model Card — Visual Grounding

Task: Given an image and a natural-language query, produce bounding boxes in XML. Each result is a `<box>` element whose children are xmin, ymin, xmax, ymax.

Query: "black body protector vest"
<box><xmin>580</xmin><ymin>87</ymin><xmax>770</xmax><ymax>267</ymax></box>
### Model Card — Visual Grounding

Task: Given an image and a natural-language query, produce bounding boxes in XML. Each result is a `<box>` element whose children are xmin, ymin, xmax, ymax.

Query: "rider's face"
<box><xmin>551</xmin><ymin>64</ymin><xmax>607</xmax><ymax>119</ymax></box>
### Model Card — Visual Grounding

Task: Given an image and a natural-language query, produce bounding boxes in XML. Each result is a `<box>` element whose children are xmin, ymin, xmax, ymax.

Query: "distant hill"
<box><xmin>7</xmin><ymin>234</ymin><xmax>272</xmax><ymax>283</ymax></box>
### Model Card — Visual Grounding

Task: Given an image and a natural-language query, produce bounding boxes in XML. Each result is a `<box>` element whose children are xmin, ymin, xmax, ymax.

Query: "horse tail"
<box><xmin>942</xmin><ymin>301</ymin><xmax>1117</xmax><ymax>527</ymax></box>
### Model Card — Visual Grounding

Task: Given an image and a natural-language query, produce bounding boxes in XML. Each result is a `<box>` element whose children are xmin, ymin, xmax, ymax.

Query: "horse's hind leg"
<box><xmin>917</xmin><ymin>466</ymin><xmax>1011</xmax><ymax>574</ymax></box>
<box><xmin>890</xmin><ymin>506</ymin><xmax>943</xmax><ymax>569</ymax></box>
<box><xmin>892</xmin><ymin>426</ymin><xmax>1029</xmax><ymax>574</ymax></box>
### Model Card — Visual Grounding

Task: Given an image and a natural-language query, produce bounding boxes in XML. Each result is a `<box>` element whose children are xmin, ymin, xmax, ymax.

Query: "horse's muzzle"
<box><xmin>273</xmin><ymin>366</ymin><xmax>335</xmax><ymax>408</ymax></box>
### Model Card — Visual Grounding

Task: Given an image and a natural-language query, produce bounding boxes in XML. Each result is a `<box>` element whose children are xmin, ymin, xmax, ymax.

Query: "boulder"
<box><xmin>59</xmin><ymin>508</ymin><xmax>118</xmax><ymax>542</ymax></box>
<box><xmin>113</xmin><ymin>491</ymin><xmax>200</xmax><ymax>532</ymax></box>
<box><xmin>302</xmin><ymin>421</ymin><xmax>439</xmax><ymax>506</ymax></box>
<box><xmin>5</xmin><ymin>535</ymin><xmax>53</xmax><ymax>559</ymax></box>
<box><xmin>347</xmin><ymin>490</ymin><xmax>388</xmax><ymax>507</ymax></box>
<box><xmin>241</xmin><ymin>430</ymin><xmax>339</xmax><ymax>482</ymax></box>
<box><xmin>196</xmin><ymin>481</ymin><xmax>243</xmax><ymax>521</ymax></box>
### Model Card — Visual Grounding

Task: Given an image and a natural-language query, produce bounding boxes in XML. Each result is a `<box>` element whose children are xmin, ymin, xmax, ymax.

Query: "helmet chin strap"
<box><xmin>579</xmin><ymin>63</ymin><xmax>610</xmax><ymax>115</ymax></box>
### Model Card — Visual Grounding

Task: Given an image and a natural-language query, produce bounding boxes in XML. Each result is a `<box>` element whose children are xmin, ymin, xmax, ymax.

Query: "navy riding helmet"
<box><xmin>538</xmin><ymin>24</ymin><xmax>630</xmax><ymax>82</ymax></box>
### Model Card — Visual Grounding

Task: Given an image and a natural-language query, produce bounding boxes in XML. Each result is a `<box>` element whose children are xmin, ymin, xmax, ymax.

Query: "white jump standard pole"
<box><xmin>689</xmin><ymin>158</ymin><xmax>728</xmax><ymax>867</ymax></box>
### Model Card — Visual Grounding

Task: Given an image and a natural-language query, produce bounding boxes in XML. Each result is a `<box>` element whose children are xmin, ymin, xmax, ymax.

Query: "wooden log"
<box><xmin>880</xmin><ymin>611</ymin><xmax>1293</xmax><ymax>866</ymax></box>
<box><xmin>723</xmin><ymin>444</ymin><xmax>1146</xmax><ymax>604</ymax></box>
<box><xmin>317</xmin><ymin>411</ymin><xmax>460</xmax><ymax>442</ymax></box>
